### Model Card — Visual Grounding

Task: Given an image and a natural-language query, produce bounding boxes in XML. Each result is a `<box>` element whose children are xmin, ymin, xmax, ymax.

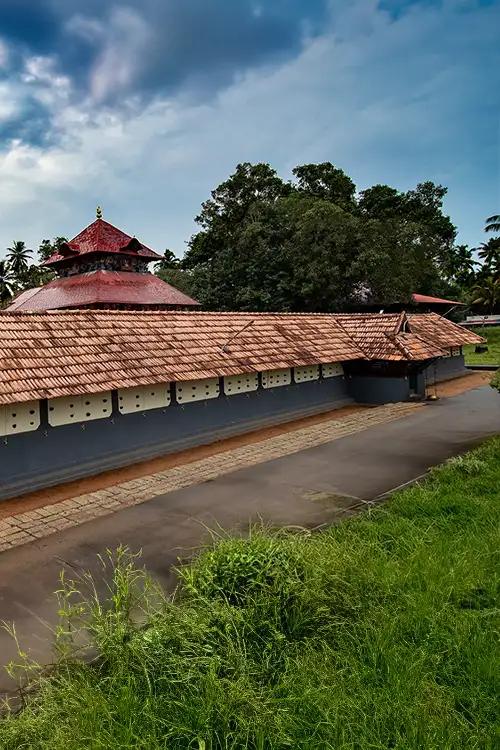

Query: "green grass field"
<box><xmin>464</xmin><ymin>326</ymin><xmax>500</xmax><ymax>366</ymax></box>
<box><xmin>1</xmin><ymin>439</ymin><xmax>499</xmax><ymax>749</ymax></box>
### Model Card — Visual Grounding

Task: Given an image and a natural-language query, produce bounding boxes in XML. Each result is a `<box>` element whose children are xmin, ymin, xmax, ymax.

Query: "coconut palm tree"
<box><xmin>485</xmin><ymin>214</ymin><xmax>500</xmax><ymax>234</ymax></box>
<box><xmin>5</xmin><ymin>240</ymin><xmax>32</xmax><ymax>282</ymax></box>
<box><xmin>0</xmin><ymin>260</ymin><xmax>15</xmax><ymax>303</ymax></box>
<box><xmin>441</xmin><ymin>243</ymin><xmax>477</xmax><ymax>283</ymax></box>
<box><xmin>471</xmin><ymin>277</ymin><xmax>500</xmax><ymax>314</ymax></box>
<box><xmin>477</xmin><ymin>237</ymin><xmax>500</xmax><ymax>271</ymax></box>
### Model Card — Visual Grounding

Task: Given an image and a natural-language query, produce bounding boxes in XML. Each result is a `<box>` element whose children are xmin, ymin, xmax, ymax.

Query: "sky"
<box><xmin>0</xmin><ymin>0</ymin><xmax>498</xmax><ymax>259</ymax></box>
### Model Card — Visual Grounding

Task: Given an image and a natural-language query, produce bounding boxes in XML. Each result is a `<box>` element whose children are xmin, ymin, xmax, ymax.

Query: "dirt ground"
<box><xmin>434</xmin><ymin>371</ymin><xmax>492</xmax><ymax>397</ymax></box>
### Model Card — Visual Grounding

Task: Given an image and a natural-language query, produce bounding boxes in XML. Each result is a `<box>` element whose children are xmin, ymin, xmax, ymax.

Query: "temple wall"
<box><xmin>346</xmin><ymin>375</ymin><xmax>411</xmax><ymax>404</ymax></box>
<box><xmin>0</xmin><ymin>355</ymin><xmax>472</xmax><ymax>502</ymax></box>
<box><xmin>0</xmin><ymin>375</ymin><xmax>352</xmax><ymax>501</ymax></box>
<box><xmin>422</xmin><ymin>354</ymin><xmax>468</xmax><ymax>384</ymax></box>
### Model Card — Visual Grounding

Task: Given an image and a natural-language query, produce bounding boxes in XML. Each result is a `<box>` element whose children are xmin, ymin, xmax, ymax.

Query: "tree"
<box><xmin>485</xmin><ymin>214</ymin><xmax>500</xmax><ymax>234</ymax></box>
<box><xmin>0</xmin><ymin>260</ymin><xmax>15</xmax><ymax>303</ymax></box>
<box><xmin>38</xmin><ymin>237</ymin><xmax>68</xmax><ymax>263</ymax></box>
<box><xmin>186</xmin><ymin>163</ymin><xmax>290</xmax><ymax>270</ymax></box>
<box><xmin>353</xmin><ymin>219</ymin><xmax>431</xmax><ymax>304</ymax></box>
<box><xmin>156</xmin><ymin>249</ymin><xmax>180</xmax><ymax>272</ymax></box>
<box><xmin>471</xmin><ymin>277</ymin><xmax>500</xmax><ymax>314</ymax></box>
<box><xmin>292</xmin><ymin>163</ymin><xmax>356</xmax><ymax>210</ymax></box>
<box><xmin>156</xmin><ymin>267</ymin><xmax>195</xmax><ymax>297</ymax></box>
<box><xmin>477</xmin><ymin>238</ymin><xmax>500</xmax><ymax>273</ymax></box>
<box><xmin>185</xmin><ymin>162</ymin><xmax>463</xmax><ymax>312</ymax></box>
<box><xmin>5</xmin><ymin>240</ymin><xmax>32</xmax><ymax>283</ymax></box>
<box><xmin>440</xmin><ymin>244</ymin><xmax>477</xmax><ymax>286</ymax></box>
<box><xmin>195</xmin><ymin>162</ymin><xmax>289</xmax><ymax>231</ymax></box>
<box><xmin>358</xmin><ymin>184</ymin><xmax>405</xmax><ymax>219</ymax></box>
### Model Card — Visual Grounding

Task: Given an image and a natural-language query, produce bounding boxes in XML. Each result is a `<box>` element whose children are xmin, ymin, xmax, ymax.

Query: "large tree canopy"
<box><xmin>183</xmin><ymin>161</ymin><xmax>465</xmax><ymax>311</ymax></box>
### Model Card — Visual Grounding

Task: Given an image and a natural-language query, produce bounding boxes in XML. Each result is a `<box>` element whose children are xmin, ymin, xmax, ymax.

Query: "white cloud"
<box><xmin>88</xmin><ymin>7</ymin><xmax>153</xmax><ymax>103</ymax></box>
<box><xmin>0</xmin><ymin>38</ymin><xmax>9</xmax><ymax>69</ymax></box>
<box><xmin>0</xmin><ymin>0</ymin><xmax>498</xmax><ymax>257</ymax></box>
<box><xmin>0</xmin><ymin>81</ymin><xmax>22</xmax><ymax>122</ymax></box>
<box><xmin>21</xmin><ymin>55</ymin><xmax>72</xmax><ymax>108</ymax></box>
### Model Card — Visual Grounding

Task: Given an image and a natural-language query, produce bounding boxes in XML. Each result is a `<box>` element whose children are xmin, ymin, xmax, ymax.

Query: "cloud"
<box><xmin>86</xmin><ymin>7</ymin><xmax>153</xmax><ymax>103</ymax></box>
<box><xmin>0</xmin><ymin>0</ymin><xmax>498</xmax><ymax>257</ymax></box>
<box><xmin>0</xmin><ymin>0</ymin><xmax>328</xmax><ymax>107</ymax></box>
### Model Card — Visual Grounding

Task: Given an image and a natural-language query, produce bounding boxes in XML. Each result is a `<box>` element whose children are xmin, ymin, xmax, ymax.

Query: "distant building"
<box><xmin>410</xmin><ymin>293</ymin><xmax>465</xmax><ymax>311</ymax></box>
<box><xmin>7</xmin><ymin>210</ymin><xmax>200</xmax><ymax>311</ymax></box>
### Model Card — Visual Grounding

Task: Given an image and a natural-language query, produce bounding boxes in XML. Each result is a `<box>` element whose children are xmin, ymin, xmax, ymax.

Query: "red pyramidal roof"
<box><xmin>7</xmin><ymin>271</ymin><xmax>200</xmax><ymax>311</ymax></box>
<box><xmin>44</xmin><ymin>218</ymin><xmax>162</xmax><ymax>265</ymax></box>
<box><xmin>7</xmin><ymin>213</ymin><xmax>200</xmax><ymax>311</ymax></box>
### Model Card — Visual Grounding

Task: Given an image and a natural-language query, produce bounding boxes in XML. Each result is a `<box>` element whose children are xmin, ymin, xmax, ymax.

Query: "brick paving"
<box><xmin>0</xmin><ymin>402</ymin><xmax>422</xmax><ymax>553</ymax></box>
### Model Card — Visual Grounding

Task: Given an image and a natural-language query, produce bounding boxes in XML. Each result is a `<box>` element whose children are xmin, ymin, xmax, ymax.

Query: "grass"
<box><xmin>1</xmin><ymin>440</ymin><xmax>500</xmax><ymax>749</ymax></box>
<box><xmin>464</xmin><ymin>326</ymin><xmax>500</xmax><ymax>365</ymax></box>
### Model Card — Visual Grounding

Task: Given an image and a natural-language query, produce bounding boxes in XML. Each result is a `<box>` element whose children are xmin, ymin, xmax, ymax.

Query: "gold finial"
<box><xmin>96</xmin><ymin>205</ymin><xmax>102</xmax><ymax>219</ymax></box>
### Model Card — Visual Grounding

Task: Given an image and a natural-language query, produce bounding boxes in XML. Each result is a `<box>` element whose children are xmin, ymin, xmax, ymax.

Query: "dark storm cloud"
<box><xmin>1</xmin><ymin>0</ymin><xmax>329</xmax><ymax>103</ymax></box>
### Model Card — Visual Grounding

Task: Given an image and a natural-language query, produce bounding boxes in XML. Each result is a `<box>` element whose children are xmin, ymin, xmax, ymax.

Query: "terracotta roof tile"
<box><xmin>408</xmin><ymin>313</ymin><xmax>485</xmax><ymax>347</ymax></box>
<box><xmin>333</xmin><ymin>314</ymin><xmax>407</xmax><ymax>360</ymax></box>
<box><xmin>0</xmin><ymin>310</ymin><xmax>363</xmax><ymax>405</ymax></box>
<box><xmin>0</xmin><ymin>310</ymin><xmax>481</xmax><ymax>406</ymax></box>
<box><xmin>7</xmin><ymin>271</ymin><xmax>200</xmax><ymax>310</ymax></box>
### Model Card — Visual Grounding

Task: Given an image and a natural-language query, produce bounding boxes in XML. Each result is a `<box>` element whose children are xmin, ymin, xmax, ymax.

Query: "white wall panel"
<box><xmin>176</xmin><ymin>377</ymin><xmax>220</xmax><ymax>403</ymax></box>
<box><xmin>0</xmin><ymin>401</ymin><xmax>40</xmax><ymax>437</ymax></box>
<box><xmin>261</xmin><ymin>368</ymin><xmax>291</xmax><ymax>389</ymax></box>
<box><xmin>322</xmin><ymin>363</ymin><xmax>344</xmax><ymax>378</ymax></box>
<box><xmin>223</xmin><ymin>372</ymin><xmax>258</xmax><ymax>395</ymax></box>
<box><xmin>118</xmin><ymin>384</ymin><xmax>170</xmax><ymax>413</ymax></box>
<box><xmin>294</xmin><ymin>365</ymin><xmax>319</xmax><ymax>383</ymax></box>
<box><xmin>48</xmin><ymin>392</ymin><xmax>112</xmax><ymax>426</ymax></box>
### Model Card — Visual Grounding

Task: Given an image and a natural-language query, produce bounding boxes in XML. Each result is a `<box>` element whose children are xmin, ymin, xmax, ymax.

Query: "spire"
<box><xmin>96</xmin><ymin>205</ymin><xmax>103</xmax><ymax>220</ymax></box>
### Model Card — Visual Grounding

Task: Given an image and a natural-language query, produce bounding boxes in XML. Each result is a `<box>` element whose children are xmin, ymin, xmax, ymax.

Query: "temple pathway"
<box><xmin>0</xmin><ymin>401</ymin><xmax>420</xmax><ymax>553</ymax></box>
<box><xmin>0</xmin><ymin>381</ymin><xmax>498</xmax><ymax>694</ymax></box>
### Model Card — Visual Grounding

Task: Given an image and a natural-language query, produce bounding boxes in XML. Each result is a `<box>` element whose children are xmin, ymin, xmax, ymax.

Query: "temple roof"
<box><xmin>0</xmin><ymin>311</ymin><xmax>484</xmax><ymax>405</ymax></box>
<box><xmin>44</xmin><ymin>218</ymin><xmax>162</xmax><ymax>266</ymax></box>
<box><xmin>7</xmin><ymin>271</ymin><xmax>200</xmax><ymax>311</ymax></box>
<box><xmin>407</xmin><ymin>313</ymin><xmax>482</xmax><ymax>348</ymax></box>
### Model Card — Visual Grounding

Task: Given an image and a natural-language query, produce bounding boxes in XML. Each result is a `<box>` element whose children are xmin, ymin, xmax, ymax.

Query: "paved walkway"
<box><xmin>0</xmin><ymin>402</ymin><xmax>420</xmax><ymax>553</ymax></box>
<box><xmin>0</xmin><ymin>384</ymin><xmax>498</xmax><ymax>694</ymax></box>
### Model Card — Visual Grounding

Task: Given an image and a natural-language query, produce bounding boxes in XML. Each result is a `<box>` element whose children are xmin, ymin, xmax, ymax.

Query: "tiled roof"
<box><xmin>44</xmin><ymin>219</ymin><xmax>161</xmax><ymax>265</ymax></box>
<box><xmin>334</xmin><ymin>312</ymin><xmax>482</xmax><ymax>359</ymax></box>
<box><xmin>408</xmin><ymin>313</ymin><xmax>485</xmax><ymax>348</ymax></box>
<box><xmin>412</xmin><ymin>293</ymin><xmax>465</xmax><ymax>306</ymax></box>
<box><xmin>0</xmin><ymin>311</ymin><xmax>364</xmax><ymax>405</ymax></box>
<box><xmin>6</xmin><ymin>271</ymin><xmax>200</xmax><ymax>311</ymax></box>
<box><xmin>0</xmin><ymin>310</ymin><xmax>483</xmax><ymax>406</ymax></box>
<box><xmin>392</xmin><ymin>332</ymin><xmax>446</xmax><ymax>360</ymax></box>
<box><xmin>334</xmin><ymin>313</ymin><xmax>407</xmax><ymax>360</ymax></box>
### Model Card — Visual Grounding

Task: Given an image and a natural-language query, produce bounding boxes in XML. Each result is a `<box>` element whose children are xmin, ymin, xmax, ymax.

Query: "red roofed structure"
<box><xmin>7</xmin><ymin>210</ymin><xmax>200</xmax><ymax>311</ymax></box>
<box><xmin>411</xmin><ymin>293</ymin><xmax>465</xmax><ymax>306</ymax></box>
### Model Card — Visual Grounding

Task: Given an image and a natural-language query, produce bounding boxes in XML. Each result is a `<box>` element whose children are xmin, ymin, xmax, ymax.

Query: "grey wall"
<box><xmin>346</xmin><ymin>375</ymin><xmax>410</xmax><ymax>404</ymax></box>
<box><xmin>423</xmin><ymin>355</ymin><xmax>467</xmax><ymax>384</ymax></box>
<box><xmin>0</xmin><ymin>376</ymin><xmax>352</xmax><ymax>501</ymax></box>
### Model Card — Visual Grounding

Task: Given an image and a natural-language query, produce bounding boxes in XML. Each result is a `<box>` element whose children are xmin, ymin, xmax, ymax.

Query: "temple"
<box><xmin>0</xmin><ymin>308</ymin><xmax>484</xmax><ymax>500</ymax></box>
<box><xmin>7</xmin><ymin>210</ymin><xmax>200</xmax><ymax>311</ymax></box>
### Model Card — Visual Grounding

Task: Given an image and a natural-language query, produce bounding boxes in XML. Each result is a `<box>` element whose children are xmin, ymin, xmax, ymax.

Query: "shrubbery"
<box><xmin>1</xmin><ymin>440</ymin><xmax>499</xmax><ymax>749</ymax></box>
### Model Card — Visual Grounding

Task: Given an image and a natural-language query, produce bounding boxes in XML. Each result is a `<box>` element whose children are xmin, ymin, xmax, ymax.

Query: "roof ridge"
<box><xmin>334</xmin><ymin>316</ymin><xmax>370</xmax><ymax>358</ymax></box>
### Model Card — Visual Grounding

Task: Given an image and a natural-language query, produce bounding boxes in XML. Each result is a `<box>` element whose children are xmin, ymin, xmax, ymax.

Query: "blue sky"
<box><xmin>0</xmin><ymin>0</ymin><xmax>498</xmax><ymax>257</ymax></box>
